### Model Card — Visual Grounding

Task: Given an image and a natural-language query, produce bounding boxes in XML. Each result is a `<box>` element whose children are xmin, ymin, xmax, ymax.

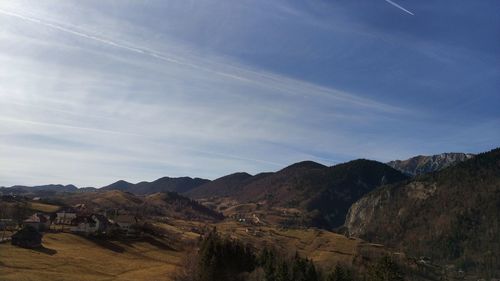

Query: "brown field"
<box><xmin>0</xmin><ymin>233</ymin><xmax>181</xmax><ymax>281</ymax></box>
<box><xmin>157</xmin><ymin>219</ymin><xmax>390</xmax><ymax>271</ymax></box>
<box><xmin>28</xmin><ymin>202</ymin><xmax>61</xmax><ymax>213</ymax></box>
<box><xmin>0</xmin><ymin>220</ymin><xmax>391</xmax><ymax>280</ymax></box>
<box><xmin>213</xmin><ymin>221</ymin><xmax>389</xmax><ymax>271</ymax></box>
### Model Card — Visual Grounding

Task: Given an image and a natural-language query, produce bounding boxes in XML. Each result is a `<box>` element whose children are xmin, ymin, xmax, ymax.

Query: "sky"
<box><xmin>0</xmin><ymin>0</ymin><xmax>499</xmax><ymax>187</ymax></box>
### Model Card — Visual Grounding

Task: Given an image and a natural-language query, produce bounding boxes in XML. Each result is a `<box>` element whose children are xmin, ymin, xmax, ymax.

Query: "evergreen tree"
<box><xmin>327</xmin><ymin>264</ymin><xmax>353</xmax><ymax>281</ymax></box>
<box><xmin>263</xmin><ymin>249</ymin><xmax>276</xmax><ymax>281</ymax></box>
<box><xmin>276</xmin><ymin>260</ymin><xmax>290</xmax><ymax>281</ymax></box>
<box><xmin>304</xmin><ymin>260</ymin><xmax>318</xmax><ymax>281</ymax></box>
<box><xmin>367</xmin><ymin>256</ymin><xmax>404</xmax><ymax>281</ymax></box>
<box><xmin>194</xmin><ymin>229</ymin><xmax>256</xmax><ymax>281</ymax></box>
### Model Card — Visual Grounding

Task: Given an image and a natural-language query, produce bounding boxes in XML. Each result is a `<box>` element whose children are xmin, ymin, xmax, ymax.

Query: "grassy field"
<box><xmin>0</xmin><ymin>220</ymin><xmax>391</xmax><ymax>280</ymax></box>
<box><xmin>28</xmin><ymin>202</ymin><xmax>61</xmax><ymax>213</ymax></box>
<box><xmin>213</xmin><ymin>221</ymin><xmax>388</xmax><ymax>271</ymax></box>
<box><xmin>158</xmin><ymin>220</ymin><xmax>390</xmax><ymax>271</ymax></box>
<box><xmin>0</xmin><ymin>233</ymin><xmax>181</xmax><ymax>281</ymax></box>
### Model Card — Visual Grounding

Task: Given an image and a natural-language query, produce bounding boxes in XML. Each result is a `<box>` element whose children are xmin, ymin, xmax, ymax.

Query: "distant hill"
<box><xmin>0</xmin><ymin>184</ymin><xmax>78</xmax><ymax>195</ymax></box>
<box><xmin>60</xmin><ymin>190</ymin><xmax>223</xmax><ymax>222</ymax></box>
<box><xmin>100</xmin><ymin>176</ymin><xmax>210</xmax><ymax>194</ymax></box>
<box><xmin>346</xmin><ymin>148</ymin><xmax>500</xmax><ymax>275</ymax></box>
<box><xmin>186</xmin><ymin>172</ymin><xmax>272</xmax><ymax>199</ymax></box>
<box><xmin>188</xmin><ymin>159</ymin><xmax>408</xmax><ymax>229</ymax></box>
<box><xmin>387</xmin><ymin>152</ymin><xmax>474</xmax><ymax>176</ymax></box>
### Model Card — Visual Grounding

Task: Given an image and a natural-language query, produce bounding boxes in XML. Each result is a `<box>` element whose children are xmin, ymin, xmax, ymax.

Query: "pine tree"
<box><xmin>328</xmin><ymin>264</ymin><xmax>353</xmax><ymax>281</ymax></box>
<box><xmin>304</xmin><ymin>260</ymin><xmax>318</xmax><ymax>281</ymax></box>
<box><xmin>367</xmin><ymin>256</ymin><xmax>404</xmax><ymax>281</ymax></box>
<box><xmin>276</xmin><ymin>260</ymin><xmax>290</xmax><ymax>281</ymax></box>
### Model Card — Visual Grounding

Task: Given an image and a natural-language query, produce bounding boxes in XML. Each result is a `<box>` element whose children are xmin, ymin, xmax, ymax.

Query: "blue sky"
<box><xmin>0</xmin><ymin>0</ymin><xmax>499</xmax><ymax>187</ymax></box>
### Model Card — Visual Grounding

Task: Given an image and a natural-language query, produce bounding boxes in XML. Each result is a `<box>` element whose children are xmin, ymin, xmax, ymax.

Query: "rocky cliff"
<box><xmin>387</xmin><ymin>152</ymin><xmax>474</xmax><ymax>176</ymax></box>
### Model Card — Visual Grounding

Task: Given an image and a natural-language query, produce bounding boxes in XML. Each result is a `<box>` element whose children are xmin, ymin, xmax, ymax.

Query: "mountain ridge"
<box><xmin>387</xmin><ymin>152</ymin><xmax>475</xmax><ymax>176</ymax></box>
<box><xmin>100</xmin><ymin>176</ymin><xmax>210</xmax><ymax>194</ymax></box>
<box><xmin>187</xmin><ymin>159</ymin><xmax>408</xmax><ymax>229</ymax></box>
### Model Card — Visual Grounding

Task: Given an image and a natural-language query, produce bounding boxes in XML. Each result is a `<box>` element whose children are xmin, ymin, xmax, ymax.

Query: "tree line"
<box><xmin>174</xmin><ymin>229</ymin><xmax>404</xmax><ymax>281</ymax></box>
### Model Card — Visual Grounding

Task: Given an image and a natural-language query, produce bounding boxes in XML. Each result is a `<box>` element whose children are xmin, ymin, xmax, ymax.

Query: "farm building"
<box><xmin>113</xmin><ymin>215</ymin><xmax>139</xmax><ymax>236</ymax></box>
<box><xmin>54</xmin><ymin>207</ymin><xmax>78</xmax><ymax>225</ymax></box>
<box><xmin>70</xmin><ymin>214</ymin><xmax>110</xmax><ymax>235</ymax></box>
<box><xmin>23</xmin><ymin>213</ymin><xmax>51</xmax><ymax>232</ymax></box>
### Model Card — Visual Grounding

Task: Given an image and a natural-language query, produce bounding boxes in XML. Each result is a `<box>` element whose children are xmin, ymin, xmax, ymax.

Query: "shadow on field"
<box><xmin>33</xmin><ymin>246</ymin><xmax>58</xmax><ymax>255</ymax></box>
<box><xmin>77</xmin><ymin>234</ymin><xmax>176</xmax><ymax>253</ymax></box>
<box><xmin>84</xmin><ymin>236</ymin><xmax>125</xmax><ymax>253</ymax></box>
<box><xmin>142</xmin><ymin>236</ymin><xmax>176</xmax><ymax>251</ymax></box>
<box><xmin>119</xmin><ymin>235</ymin><xmax>176</xmax><ymax>251</ymax></box>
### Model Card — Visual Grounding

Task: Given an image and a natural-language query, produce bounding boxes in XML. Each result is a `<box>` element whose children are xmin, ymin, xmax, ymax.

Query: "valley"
<box><xmin>0</xmin><ymin>149</ymin><xmax>498</xmax><ymax>280</ymax></box>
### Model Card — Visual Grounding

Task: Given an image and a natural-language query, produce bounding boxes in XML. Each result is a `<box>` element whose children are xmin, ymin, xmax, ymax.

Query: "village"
<box><xmin>0</xmin><ymin>194</ymin><xmax>271</xmax><ymax>250</ymax></box>
<box><xmin>0</xmin><ymin>196</ymin><xmax>142</xmax><ymax>249</ymax></box>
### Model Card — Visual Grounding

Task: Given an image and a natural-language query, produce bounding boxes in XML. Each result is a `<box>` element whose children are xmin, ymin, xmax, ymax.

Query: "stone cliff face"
<box><xmin>387</xmin><ymin>153</ymin><xmax>474</xmax><ymax>176</ymax></box>
<box><xmin>345</xmin><ymin>181</ymin><xmax>437</xmax><ymax>238</ymax></box>
<box><xmin>344</xmin><ymin>189</ymin><xmax>388</xmax><ymax>238</ymax></box>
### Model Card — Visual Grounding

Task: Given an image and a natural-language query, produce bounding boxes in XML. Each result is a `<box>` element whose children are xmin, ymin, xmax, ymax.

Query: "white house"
<box><xmin>55</xmin><ymin>207</ymin><xmax>77</xmax><ymax>225</ymax></box>
<box><xmin>70</xmin><ymin>214</ymin><xmax>110</xmax><ymax>235</ymax></box>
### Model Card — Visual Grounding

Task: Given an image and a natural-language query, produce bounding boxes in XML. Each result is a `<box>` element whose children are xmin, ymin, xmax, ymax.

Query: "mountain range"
<box><xmin>0</xmin><ymin>184</ymin><xmax>79</xmax><ymax>195</ymax></box>
<box><xmin>387</xmin><ymin>152</ymin><xmax>474</xmax><ymax>176</ymax></box>
<box><xmin>2</xmin><ymin>152</ymin><xmax>473</xmax><ymax>197</ymax></box>
<box><xmin>1</xmin><ymin>152</ymin><xmax>477</xmax><ymax>230</ymax></box>
<box><xmin>188</xmin><ymin>159</ymin><xmax>408</xmax><ymax>229</ymax></box>
<box><xmin>100</xmin><ymin>176</ymin><xmax>210</xmax><ymax>194</ymax></box>
<box><xmin>1</xmin><ymin>148</ymin><xmax>498</xmax><ymax>275</ymax></box>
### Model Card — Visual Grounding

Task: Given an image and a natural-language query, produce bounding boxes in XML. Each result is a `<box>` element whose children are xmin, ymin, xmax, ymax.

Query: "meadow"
<box><xmin>0</xmin><ymin>233</ymin><xmax>181</xmax><ymax>281</ymax></box>
<box><xmin>0</xmin><ymin>219</ymin><xmax>392</xmax><ymax>281</ymax></box>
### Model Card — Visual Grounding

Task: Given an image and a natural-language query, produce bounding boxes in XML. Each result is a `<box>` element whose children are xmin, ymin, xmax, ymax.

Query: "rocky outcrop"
<box><xmin>345</xmin><ymin>188</ymin><xmax>389</xmax><ymax>238</ymax></box>
<box><xmin>387</xmin><ymin>152</ymin><xmax>474</xmax><ymax>176</ymax></box>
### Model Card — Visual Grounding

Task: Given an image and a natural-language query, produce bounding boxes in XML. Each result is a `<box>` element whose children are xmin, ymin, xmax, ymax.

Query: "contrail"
<box><xmin>384</xmin><ymin>0</ymin><xmax>414</xmax><ymax>16</ymax></box>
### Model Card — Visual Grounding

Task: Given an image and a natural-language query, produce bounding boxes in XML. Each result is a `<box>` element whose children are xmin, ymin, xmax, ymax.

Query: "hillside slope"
<box><xmin>346</xmin><ymin>148</ymin><xmax>500</xmax><ymax>275</ymax></box>
<box><xmin>0</xmin><ymin>232</ymin><xmax>180</xmax><ymax>281</ymax></box>
<box><xmin>189</xmin><ymin>160</ymin><xmax>407</xmax><ymax>229</ymax></box>
<box><xmin>60</xmin><ymin>190</ymin><xmax>223</xmax><ymax>222</ymax></box>
<box><xmin>186</xmin><ymin>172</ymin><xmax>272</xmax><ymax>199</ymax></box>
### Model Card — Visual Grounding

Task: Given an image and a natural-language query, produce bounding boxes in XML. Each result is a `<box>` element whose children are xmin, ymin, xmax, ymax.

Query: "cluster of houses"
<box><xmin>232</xmin><ymin>213</ymin><xmax>262</xmax><ymax>225</ymax></box>
<box><xmin>21</xmin><ymin>206</ymin><xmax>140</xmax><ymax>237</ymax></box>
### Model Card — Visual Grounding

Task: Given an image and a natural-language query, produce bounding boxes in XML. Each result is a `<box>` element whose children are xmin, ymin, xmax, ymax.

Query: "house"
<box><xmin>73</xmin><ymin>204</ymin><xmax>89</xmax><ymax>214</ymax></box>
<box><xmin>70</xmin><ymin>214</ymin><xmax>110</xmax><ymax>235</ymax></box>
<box><xmin>70</xmin><ymin>216</ymin><xmax>96</xmax><ymax>234</ymax></box>
<box><xmin>54</xmin><ymin>207</ymin><xmax>77</xmax><ymax>225</ymax></box>
<box><xmin>23</xmin><ymin>213</ymin><xmax>51</xmax><ymax>232</ymax></box>
<box><xmin>252</xmin><ymin>214</ymin><xmax>261</xmax><ymax>225</ymax></box>
<box><xmin>113</xmin><ymin>215</ymin><xmax>139</xmax><ymax>236</ymax></box>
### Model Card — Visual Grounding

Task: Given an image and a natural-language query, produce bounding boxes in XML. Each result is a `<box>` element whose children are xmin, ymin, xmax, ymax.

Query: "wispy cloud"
<box><xmin>0</xmin><ymin>7</ymin><xmax>403</xmax><ymax>113</ymax></box>
<box><xmin>0</xmin><ymin>1</ymin><xmax>497</xmax><ymax>187</ymax></box>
